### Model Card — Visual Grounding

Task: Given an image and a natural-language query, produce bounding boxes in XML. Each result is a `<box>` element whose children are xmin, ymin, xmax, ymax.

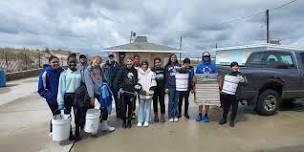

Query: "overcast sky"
<box><xmin>0</xmin><ymin>0</ymin><xmax>303</xmax><ymax>55</ymax></box>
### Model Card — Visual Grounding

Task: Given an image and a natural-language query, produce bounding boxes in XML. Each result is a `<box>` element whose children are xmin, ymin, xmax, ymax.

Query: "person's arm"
<box><xmin>114</xmin><ymin>68</ymin><xmax>123</xmax><ymax>90</ymax></box>
<box><xmin>37</xmin><ymin>72</ymin><xmax>51</xmax><ymax>100</ymax></box>
<box><xmin>84</xmin><ymin>69</ymin><xmax>95</xmax><ymax>99</ymax></box>
<box><xmin>57</xmin><ymin>72</ymin><xmax>66</xmax><ymax>109</ymax></box>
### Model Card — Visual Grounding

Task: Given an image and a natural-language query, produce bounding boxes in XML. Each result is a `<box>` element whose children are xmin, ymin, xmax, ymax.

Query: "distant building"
<box><xmin>104</xmin><ymin>36</ymin><xmax>181</xmax><ymax>66</ymax></box>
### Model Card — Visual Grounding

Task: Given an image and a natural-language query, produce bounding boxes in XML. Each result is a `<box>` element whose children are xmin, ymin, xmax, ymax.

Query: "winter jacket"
<box><xmin>176</xmin><ymin>66</ymin><xmax>194</xmax><ymax>91</ymax></box>
<box><xmin>37</xmin><ymin>64</ymin><xmax>64</xmax><ymax>104</ymax></box>
<box><xmin>114</xmin><ymin>65</ymin><xmax>138</xmax><ymax>92</ymax></box>
<box><xmin>195</xmin><ymin>57</ymin><xmax>217</xmax><ymax>74</ymax></box>
<box><xmin>84</xmin><ymin>65</ymin><xmax>105</xmax><ymax>99</ymax></box>
<box><xmin>151</xmin><ymin>67</ymin><xmax>165</xmax><ymax>91</ymax></box>
<box><xmin>165</xmin><ymin>63</ymin><xmax>181</xmax><ymax>89</ymax></box>
<box><xmin>137</xmin><ymin>68</ymin><xmax>157</xmax><ymax>100</ymax></box>
<box><xmin>104</xmin><ymin>60</ymin><xmax>120</xmax><ymax>89</ymax></box>
<box><xmin>57</xmin><ymin>68</ymin><xmax>82</xmax><ymax>108</ymax></box>
<box><xmin>77</xmin><ymin>62</ymin><xmax>88</xmax><ymax>83</ymax></box>
<box><xmin>220</xmin><ymin>71</ymin><xmax>247</xmax><ymax>99</ymax></box>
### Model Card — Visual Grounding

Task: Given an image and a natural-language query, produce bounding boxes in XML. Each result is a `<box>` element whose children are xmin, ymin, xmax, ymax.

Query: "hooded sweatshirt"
<box><xmin>151</xmin><ymin>67</ymin><xmax>165</xmax><ymax>90</ymax></box>
<box><xmin>37</xmin><ymin>64</ymin><xmax>64</xmax><ymax>104</ymax></box>
<box><xmin>165</xmin><ymin>63</ymin><xmax>181</xmax><ymax>89</ymax></box>
<box><xmin>137</xmin><ymin>68</ymin><xmax>157</xmax><ymax>99</ymax></box>
<box><xmin>195</xmin><ymin>57</ymin><xmax>217</xmax><ymax>74</ymax></box>
<box><xmin>114</xmin><ymin>65</ymin><xmax>138</xmax><ymax>92</ymax></box>
<box><xmin>84</xmin><ymin>65</ymin><xmax>104</xmax><ymax>99</ymax></box>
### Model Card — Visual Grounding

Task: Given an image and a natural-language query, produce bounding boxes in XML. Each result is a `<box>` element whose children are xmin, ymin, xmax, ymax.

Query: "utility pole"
<box><xmin>179</xmin><ymin>36</ymin><xmax>182</xmax><ymax>61</ymax></box>
<box><xmin>266</xmin><ymin>9</ymin><xmax>270</xmax><ymax>43</ymax></box>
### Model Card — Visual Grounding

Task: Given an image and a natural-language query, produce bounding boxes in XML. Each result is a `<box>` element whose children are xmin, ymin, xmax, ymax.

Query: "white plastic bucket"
<box><xmin>84</xmin><ymin>109</ymin><xmax>100</xmax><ymax>134</ymax></box>
<box><xmin>52</xmin><ymin>114</ymin><xmax>71</xmax><ymax>142</ymax></box>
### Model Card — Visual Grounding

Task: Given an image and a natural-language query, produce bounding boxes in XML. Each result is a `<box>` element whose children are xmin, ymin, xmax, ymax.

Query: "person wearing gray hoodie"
<box><xmin>84</xmin><ymin>56</ymin><xmax>115</xmax><ymax>132</ymax></box>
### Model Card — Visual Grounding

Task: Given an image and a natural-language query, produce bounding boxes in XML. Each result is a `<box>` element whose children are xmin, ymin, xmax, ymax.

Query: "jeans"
<box><xmin>168</xmin><ymin>88</ymin><xmax>178</xmax><ymax>119</ymax></box>
<box><xmin>137</xmin><ymin>98</ymin><xmax>152</xmax><ymax>123</ymax></box>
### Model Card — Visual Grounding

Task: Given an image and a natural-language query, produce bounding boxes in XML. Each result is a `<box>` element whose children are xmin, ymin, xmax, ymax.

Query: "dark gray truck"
<box><xmin>217</xmin><ymin>49</ymin><xmax>304</xmax><ymax>115</ymax></box>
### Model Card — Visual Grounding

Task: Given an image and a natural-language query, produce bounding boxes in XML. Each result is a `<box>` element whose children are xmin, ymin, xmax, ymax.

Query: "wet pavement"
<box><xmin>0</xmin><ymin>77</ymin><xmax>304</xmax><ymax>152</ymax></box>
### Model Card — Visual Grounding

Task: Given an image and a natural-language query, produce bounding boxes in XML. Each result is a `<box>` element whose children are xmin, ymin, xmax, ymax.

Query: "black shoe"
<box><xmin>184</xmin><ymin>114</ymin><xmax>190</xmax><ymax>119</ymax></box>
<box><xmin>122</xmin><ymin>119</ymin><xmax>127</xmax><ymax>128</ymax></box>
<box><xmin>127</xmin><ymin>119</ymin><xmax>132</xmax><ymax>128</ymax></box>
<box><xmin>177</xmin><ymin>114</ymin><xmax>181</xmax><ymax>118</ymax></box>
<box><xmin>229</xmin><ymin>121</ymin><xmax>235</xmax><ymax>127</ymax></box>
<box><xmin>69</xmin><ymin>134</ymin><xmax>75</xmax><ymax>141</ymax></box>
<box><xmin>219</xmin><ymin>118</ymin><xmax>227</xmax><ymax>125</ymax></box>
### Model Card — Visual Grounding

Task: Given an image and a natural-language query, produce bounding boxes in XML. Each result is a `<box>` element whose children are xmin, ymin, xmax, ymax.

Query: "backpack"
<box><xmin>99</xmin><ymin>82</ymin><xmax>113</xmax><ymax>114</ymax></box>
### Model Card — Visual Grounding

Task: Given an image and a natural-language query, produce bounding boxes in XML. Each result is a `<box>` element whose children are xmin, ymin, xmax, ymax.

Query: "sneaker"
<box><xmin>169</xmin><ymin>118</ymin><xmax>174</xmax><ymax>122</ymax></box>
<box><xmin>219</xmin><ymin>118</ymin><xmax>227</xmax><ymax>125</ymax></box>
<box><xmin>173</xmin><ymin>117</ymin><xmax>179</xmax><ymax>122</ymax></box>
<box><xmin>101</xmin><ymin>121</ymin><xmax>116</xmax><ymax>132</ymax></box>
<box><xmin>137</xmin><ymin>122</ymin><xmax>142</xmax><ymax>127</ymax></box>
<box><xmin>203</xmin><ymin>115</ymin><xmax>209</xmax><ymax>123</ymax></box>
<box><xmin>143</xmin><ymin>121</ymin><xmax>149</xmax><ymax>127</ymax></box>
<box><xmin>184</xmin><ymin>114</ymin><xmax>190</xmax><ymax>119</ymax></box>
<box><xmin>229</xmin><ymin>121</ymin><xmax>235</xmax><ymax>127</ymax></box>
<box><xmin>195</xmin><ymin>114</ymin><xmax>203</xmax><ymax>122</ymax></box>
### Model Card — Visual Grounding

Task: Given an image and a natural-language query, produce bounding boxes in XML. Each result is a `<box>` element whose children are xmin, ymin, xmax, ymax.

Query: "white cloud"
<box><xmin>0</xmin><ymin>0</ymin><xmax>303</xmax><ymax>54</ymax></box>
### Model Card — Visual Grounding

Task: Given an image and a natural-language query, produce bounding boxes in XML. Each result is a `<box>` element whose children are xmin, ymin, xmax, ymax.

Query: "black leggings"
<box><xmin>177</xmin><ymin>91</ymin><xmax>190</xmax><ymax>116</ymax></box>
<box><xmin>221</xmin><ymin>93</ymin><xmax>238</xmax><ymax>121</ymax></box>
<box><xmin>121</xmin><ymin>93</ymin><xmax>135</xmax><ymax>121</ymax></box>
<box><xmin>47</xmin><ymin>102</ymin><xmax>58</xmax><ymax>133</ymax></box>
<box><xmin>153</xmin><ymin>89</ymin><xmax>165</xmax><ymax>114</ymax></box>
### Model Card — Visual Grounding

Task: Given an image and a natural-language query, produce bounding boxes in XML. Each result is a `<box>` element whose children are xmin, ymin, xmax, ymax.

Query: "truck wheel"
<box><xmin>257</xmin><ymin>89</ymin><xmax>280</xmax><ymax>115</ymax></box>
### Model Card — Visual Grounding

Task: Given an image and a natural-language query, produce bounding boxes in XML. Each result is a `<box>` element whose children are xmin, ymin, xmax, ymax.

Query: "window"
<box><xmin>247</xmin><ymin>51</ymin><xmax>295</xmax><ymax>67</ymax></box>
<box><xmin>299</xmin><ymin>52</ymin><xmax>304</xmax><ymax>66</ymax></box>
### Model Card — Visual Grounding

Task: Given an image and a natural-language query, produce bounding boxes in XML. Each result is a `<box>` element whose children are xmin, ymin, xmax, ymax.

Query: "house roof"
<box><xmin>104</xmin><ymin>36</ymin><xmax>181</xmax><ymax>53</ymax></box>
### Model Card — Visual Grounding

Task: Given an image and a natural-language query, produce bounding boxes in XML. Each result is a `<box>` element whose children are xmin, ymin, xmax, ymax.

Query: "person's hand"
<box><xmin>90</xmin><ymin>98</ymin><xmax>95</xmax><ymax>107</ymax></box>
<box><xmin>140</xmin><ymin>90</ymin><xmax>147</xmax><ymax>95</ymax></box>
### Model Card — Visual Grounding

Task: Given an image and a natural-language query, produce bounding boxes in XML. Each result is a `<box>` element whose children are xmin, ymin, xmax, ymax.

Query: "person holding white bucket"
<box><xmin>84</xmin><ymin>56</ymin><xmax>115</xmax><ymax>132</ymax></box>
<box><xmin>136</xmin><ymin>60</ymin><xmax>157</xmax><ymax>127</ymax></box>
<box><xmin>57</xmin><ymin>53</ymin><xmax>82</xmax><ymax>140</ymax></box>
<box><xmin>37</xmin><ymin>55</ymin><xmax>64</xmax><ymax>137</ymax></box>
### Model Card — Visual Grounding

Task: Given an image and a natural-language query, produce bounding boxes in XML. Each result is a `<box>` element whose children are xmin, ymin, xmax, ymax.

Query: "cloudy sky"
<box><xmin>0</xmin><ymin>0</ymin><xmax>303</xmax><ymax>55</ymax></box>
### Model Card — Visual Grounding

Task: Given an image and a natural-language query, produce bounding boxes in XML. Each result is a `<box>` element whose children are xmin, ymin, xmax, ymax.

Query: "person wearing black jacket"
<box><xmin>151</xmin><ymin>57</ymin><xmax>166</xmax><ymax>122</ymax></box>
<box><xmin>114</xmin><ymin>57</ymin><xmax>138</xmax><ymax>128</ymax></box>
<box><xmin>219</xmin><ymin>61</ymin><xmax>247</xmax><ymax>127</ymax></box>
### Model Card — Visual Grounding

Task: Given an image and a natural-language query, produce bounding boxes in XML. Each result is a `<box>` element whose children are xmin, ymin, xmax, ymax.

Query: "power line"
<box><xmin>202</xmin><ymin>0</ymin><xmax>298</xmax><ymax>27</ymax></box>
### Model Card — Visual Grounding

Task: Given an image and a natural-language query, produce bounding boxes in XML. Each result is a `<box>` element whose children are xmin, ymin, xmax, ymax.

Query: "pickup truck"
<box><xmin>217</xmin><ymin>49</ymin><xmax>304</xmax><ymax>115</ymax></box>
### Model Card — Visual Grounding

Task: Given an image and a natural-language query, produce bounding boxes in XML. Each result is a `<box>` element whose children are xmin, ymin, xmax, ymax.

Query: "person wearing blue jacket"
<box><xmin>165</xmin><ymin>54</ymin><xmax>181</xmax><ymax>122</ymax></box>
<box><xmin>37</xmin><ymin>55</ymin><xmax>63</xmax><ymax>136</ymax></box>
<box><xmin>195</xmin><ymin>52</ymin><xmax>218</xmax><ymax>123</ymax></box>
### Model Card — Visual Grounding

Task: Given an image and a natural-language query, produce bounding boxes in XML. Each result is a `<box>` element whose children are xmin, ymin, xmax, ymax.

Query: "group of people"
<box><xmin>38</xmin><ymin>51</ymin><xmax>246</xmax><ymax>141</ymax></box>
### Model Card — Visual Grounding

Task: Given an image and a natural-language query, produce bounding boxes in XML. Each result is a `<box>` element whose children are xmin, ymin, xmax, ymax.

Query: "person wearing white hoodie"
<box><xmin>136</xmin><ymin>61</ymin><xmax>157</xmax><ymax>127</ymax></box>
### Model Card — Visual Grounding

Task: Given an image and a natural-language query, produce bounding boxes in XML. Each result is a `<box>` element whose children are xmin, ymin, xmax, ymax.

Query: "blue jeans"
<box><xmin>168</xmin><ymin>88</ymin><xmax>178</xmax><ymax>119</ymax></box>
<box><xmin>137</xmin><ymin>98</ymin><xmax>152</xmax><ymax>123</ymax></box>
